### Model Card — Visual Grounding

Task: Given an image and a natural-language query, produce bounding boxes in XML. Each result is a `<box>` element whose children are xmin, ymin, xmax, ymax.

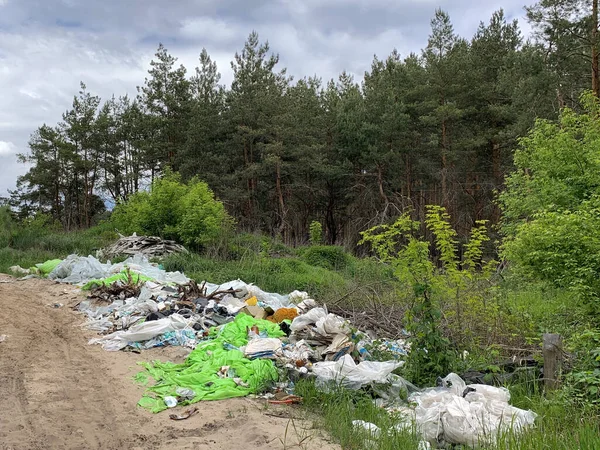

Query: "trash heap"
<box><xmin>29</xmin><ymin>253</ymin><xmax>537</xmax><ymax>448</ymax></box>
<box><xmin>98</xmin><ymin>234</ymin><xmax>188</xmax><ymax>259</ymax></box>
<box><xmin>353</xmin><ymin>372</ymin><xmax>538</xmax><ymax>448</ymax></box>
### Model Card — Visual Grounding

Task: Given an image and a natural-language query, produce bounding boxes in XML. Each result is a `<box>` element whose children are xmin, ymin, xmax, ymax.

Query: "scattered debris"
<box><xmin>407</xmin><ymin>373</ymin><xmax>537</xmax><ymax>448</ymax></box>
<box><xmin>30</xmin><ymin>252</ymin><xmax>538</xmax><ymax>447</ymax></box>
<box><xmin>100</xmin><ymin>234</ymin><xmax>188</xmax><ymax>259</ymax></box>
<box><xmin>8</xmin><ymin>265</ymin><xmax>30</xmax><ymax>276</ymax></box>
<box><xmin>169</xmin><ymin>407</ymin><xmax>199</xmax><ymax>421</ymax></box>
<box><xmin>164</xmin><ymin>396</ymin><xmax>178</xmax><ymax>408</ymax></box>
<box><xmin>268</xmin><ymin>394</ymin><xmax>303</xmax><ymax>405</ymax></box>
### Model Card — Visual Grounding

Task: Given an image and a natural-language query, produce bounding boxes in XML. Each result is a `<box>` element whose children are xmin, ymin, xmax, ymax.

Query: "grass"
<box><xmin>162</xmin><ymin>244</ymin><xmax>396</xmax><ymax>306</ymax></box>
<box><xmin>2</xmin><ymin>217</ymin><xmax>600</xmax><ymax>448</ymax></box>
<box><xmin>295</xmin><ymin>376</ymin><xmax>600</xmax><ymax>450</ymax></box>
<box><xmin>0</xmin><ymin>220</ymin><xmax>118</xmax><ymax>273</ymax></box>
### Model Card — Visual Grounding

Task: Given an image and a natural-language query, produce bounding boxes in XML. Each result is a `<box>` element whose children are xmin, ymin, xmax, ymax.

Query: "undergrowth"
<box><xmin>295</xmin><ymin>377</ymin><xmax>600</xmax><ymax>450</ymax></box>
<box><xmin>3</xmin><ymin>208</ymin><xmax>600</xmax><ymax>448</ymax></box>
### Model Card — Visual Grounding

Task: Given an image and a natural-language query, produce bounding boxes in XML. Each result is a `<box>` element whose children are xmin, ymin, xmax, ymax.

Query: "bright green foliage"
<box><xmin>425</xmin><ymin>205</ymin><xmax>459</xmax><ymax>273</ymax></box>
<box><xmin>360</xmin><ymin>205</ymin><xmax>496</xmax><ymax>384</ymax></box>
<box><xmin>565</xmin><ymin>329</ymin><xmax>600</xmax><ymax>407</ymax></box>
<box><xmin>500</xmin><ymin>93</ymin><xmax>600</xmax><ymax>301</ymax></box>
<box><xmin>309</xmin><ymin>220</ymin><xmax>323</xmax><ymax>245</ymax></box>
<box><xmin>111</xmin><ymin>171</ymin><xmax>233</xmax><ymax>249</ymax></box>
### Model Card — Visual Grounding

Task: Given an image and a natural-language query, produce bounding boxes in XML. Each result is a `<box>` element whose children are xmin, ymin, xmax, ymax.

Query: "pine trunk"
<box><xmin>593</xmin><ymin>0</ymin><xmax>599</xmax><ymax>97</ymax></box>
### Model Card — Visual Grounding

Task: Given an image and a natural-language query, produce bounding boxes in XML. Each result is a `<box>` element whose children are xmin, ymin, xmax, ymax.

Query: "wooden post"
<box><xmin>543</xmin><ymin>333</ymin><xmax>562</xmax><ymax>391</ymax></box>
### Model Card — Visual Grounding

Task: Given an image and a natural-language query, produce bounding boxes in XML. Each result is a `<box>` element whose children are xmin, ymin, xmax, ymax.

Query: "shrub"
<box><xmin>300</xmin><ymin>245</ymin><xmax>351</xmax><ymax>271</ymax></box>
<box><xmin>309</xmin><ymin>220</ymin><xmax>323</xmax><ymax>245</ymax></box>
<box><xmin>499</xmin><ymin>92</ymin><xmax>600</xmax><ymax>304</ymax></box>
<box><xmin>111</xmin><ymin>171</ymin><xmax>233</xmax><ymax>250</ymax></box>
<box><xmin>359</xmin><ymin>205</ymin><xmax>497</xmax><ymax>384</ymax></box>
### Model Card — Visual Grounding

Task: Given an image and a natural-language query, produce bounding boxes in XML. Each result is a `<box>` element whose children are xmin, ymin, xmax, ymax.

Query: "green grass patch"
<box><xmin>163</xmin><ymin>252</ymin><xmax>352</xmax><ymax>301</ymax></box>
<box><xmin>0</xmin><ymin>221</ymin><xmax>118</xmax><ymax>273</ymax></box>
<box><xmin>295</xmin><ymin>377</ymin><xmax>600</xmax><ymax>450</ymax></box>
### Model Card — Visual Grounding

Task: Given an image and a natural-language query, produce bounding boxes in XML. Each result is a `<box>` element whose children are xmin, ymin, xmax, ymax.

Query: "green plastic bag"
<box><xmin>33</xmin><ymin>259</ymin><xmax>62</xmax><ymax>276</ymax></box>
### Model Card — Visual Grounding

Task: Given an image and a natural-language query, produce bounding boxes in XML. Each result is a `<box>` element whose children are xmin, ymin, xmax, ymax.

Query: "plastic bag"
<box><xmin>352</xmin><ymin>420</ymin><xmax>381</xmax><ymax>437</ymax></box>
<box><xmin>49</xmin><ymin>255</ymin><xmax>110</xmax><ymax>284</ymax></box>
<box><xmin>410</xmin><ymin>373</ymin><xmax>538</xmax><ymax>448</ymax></box>
<box><xmin>220</xmin><ymin>295</ymin><xmax>246</xmax><ymax>315</ymax></box>
<box><xmin>315</xmin><ymin>314</ymin><xmax>350</xmax><ymax>336</ymax></box>
<box><xmin>109</xmin><ymin>255</ymin><xmax>188</xmax><ymax>285</ymax></box>
<box><xmin>89</xmin><ymin>313</ymin><xmax>193</xmax><ymax>351</ymax></box>
<box><xmin>312</xmin><ymin>354</ymin><xmax>403</xmax><ymax>390</ymax></box>
<box><xmin>244</xmin><ymin>338</ymin><xmax>282</xmax><ymax>359</ymax></box>
<box><xmin>290</xmin><ymin>308</ymin><xmax>327</xmax><ymax>331</ymax></box>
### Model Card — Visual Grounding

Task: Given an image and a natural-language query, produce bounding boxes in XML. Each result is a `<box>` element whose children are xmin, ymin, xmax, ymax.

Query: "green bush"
<box><xmin>111</xmin><ymin>171</ymin><xmax>233</xmax><ymax>249</ymax></box>
<box><xmin>309</xmin><ymin>220</ymin><xmax>323</xmax><ymax>245</ymax></box>
<box><xmin>0</xmin><ymin>206</ymin><xmax>14</xmax><ymax>248</ymax></box>
<box><xmin>299</xmin><ymin>245</ymin><xmax>351</xmax><ymax>271</ymax></box>
<box><xmin>500</xmin><ymin>93</ymin><xmax>600</xmax><ymax>304</ymax></box>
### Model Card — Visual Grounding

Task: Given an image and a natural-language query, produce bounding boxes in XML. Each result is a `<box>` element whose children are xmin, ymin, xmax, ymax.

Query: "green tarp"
<box><xmin>137</xmin><ymin>314</ymin><xmax>286</xmax><ymax>413</ymax></box>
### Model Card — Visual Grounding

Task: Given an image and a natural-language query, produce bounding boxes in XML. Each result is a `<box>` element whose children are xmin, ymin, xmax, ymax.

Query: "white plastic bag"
<box><xmin>244</xmin><ymin>338</ymin><xmax>282</xmax><ymax>357</ymax></box>
<box><xmin>88</xmin><ymin>313</ymin><xmax>192</xmax><ymax>351</ymax></box>
<box><xmin>352</xmin><ymin>420</ymin><xmax>381</xmax><ymax>437</ymax></box>
<box><xmin>312</xmin><ymin>354</ymin><xmax>403</xmax><ymax>389</ymax></box>
<box><xmin>410</xmin><ymin>373</ymin><xmax>538</xmax><ymax>448</ymax></box>
<box><xmin>49</xmin><ymin>255</ymin><xmax>110</xmax><ymax>284</ymax></box>
<box><xmin>290</xmin><ymin>308</ymin><xmax>327</xmax><ymax>331</ymax></box>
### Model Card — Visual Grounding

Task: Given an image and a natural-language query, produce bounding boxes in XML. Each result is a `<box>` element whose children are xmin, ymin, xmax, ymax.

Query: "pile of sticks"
<box><xmin>102</xmin><ymin>235</ymin><xmax>188</xmax><ymax>259</ymax></box>
<box><xmin>328</xmin><ymin>302</ymin><xmax>408</xmax><ymax>340</ymax></box>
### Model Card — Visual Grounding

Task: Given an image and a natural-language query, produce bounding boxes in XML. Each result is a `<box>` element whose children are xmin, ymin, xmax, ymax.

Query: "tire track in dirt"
<box><xmin>0</xmin><ymin>277</ymin><xmax>128</xmax><ymax>450</ymax></box>
<box><xmin>0</xmin><ymin>275</ymin><xmax>339</xmax><ymax>450</ymax></box>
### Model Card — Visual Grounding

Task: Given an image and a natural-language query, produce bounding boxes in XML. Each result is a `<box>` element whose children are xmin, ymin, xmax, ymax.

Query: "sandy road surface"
<box><xmin>0</xmin><ymin>274</ymin><xmax>338</xmax><ymax>450</ymax></box>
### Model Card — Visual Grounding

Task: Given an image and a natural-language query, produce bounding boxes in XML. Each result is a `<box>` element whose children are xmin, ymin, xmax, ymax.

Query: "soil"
<box><xmin>0</xmin><ymin>274</ymin><xmax>339</xmax><ymax>450</ymax></box>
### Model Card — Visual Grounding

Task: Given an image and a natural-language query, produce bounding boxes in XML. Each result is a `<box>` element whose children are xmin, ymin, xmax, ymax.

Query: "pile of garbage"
<box><xmin>99</xmin><ymin>234</ymin><xmax>188</xmax><ymax>259</ymax></box>
<box><xmin>27</xmin><ymin>252</ymin><xmax>537</xmax><ymax>448</ymax></box>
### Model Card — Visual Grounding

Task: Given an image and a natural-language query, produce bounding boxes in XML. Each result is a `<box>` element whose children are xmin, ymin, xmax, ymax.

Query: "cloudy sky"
<box><xmin>0</xmin><ymin>0</ymin><xmax>532</xmax><ymax>197</ymax></box>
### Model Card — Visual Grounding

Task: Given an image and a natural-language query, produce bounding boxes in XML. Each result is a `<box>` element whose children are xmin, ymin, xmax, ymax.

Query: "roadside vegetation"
<box><xmin>3</xmin><ymin>1</ymin><xmax>600</xmax><ymax>446</ymax></box>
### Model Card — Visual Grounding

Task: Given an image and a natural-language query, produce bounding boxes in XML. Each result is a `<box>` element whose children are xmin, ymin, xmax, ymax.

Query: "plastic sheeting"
<box><xmin>109</xmin><ymin>254</ymin><xmax>188</xmax><ymax>285</ymax></box>
<box><xmin>49</xmin><ymin>255</ymin><xmax>110</xmax><ymax>284</ymax></box>
<box><xmin>290</xmin><ymin>307</ymin><xmax>350</xmax><ymax>336</ymax></box>
<box><xmin>201</xmin><ymin>279</ymin><xmax>309</xmax><ymax>311</ymax></box>
<box><xmin>408</xmin><ymin>373</ymin><xmax>537</xmax><ymax>448</ymax></box>
<box><xmin>46</xmin><ymin>254</ymin><xmax>188</xmax><ymax>287</ymax></box>
<box><xmin>89</xmin><ymin>314</ymin><xmax>193</xmax><ymax>351</ymax></box>
<box><xmin>312</xmin><ymin>354</ymin><xmax>403</xmax><ymax>390</ymax></box>
<box><xmin>137</xmin><ymin>314</ymin><xmax>285</xmax><ymax>413</ymax></box>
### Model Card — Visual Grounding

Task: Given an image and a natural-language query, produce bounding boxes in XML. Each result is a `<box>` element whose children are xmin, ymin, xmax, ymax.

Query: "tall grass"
<box><xmin>296</xmin><ymin>377</ymin><xmax>600</xmax><ymax>450</ymax></box>
<box><xmin>0</xmin><ymin>220</ymin><xmax>118</xmax><ymax>273</ymax></box>
<box><xmin>162</xmin><ymin>249</ymin><xmax>397</xmax><ymax>305</ymax></box>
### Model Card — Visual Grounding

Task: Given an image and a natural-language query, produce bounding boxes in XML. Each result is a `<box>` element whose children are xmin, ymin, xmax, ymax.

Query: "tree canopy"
<box><xmin>11</xmin><ymin>5</ymin><xmax>595</xmax><ymax>246</ymax></box>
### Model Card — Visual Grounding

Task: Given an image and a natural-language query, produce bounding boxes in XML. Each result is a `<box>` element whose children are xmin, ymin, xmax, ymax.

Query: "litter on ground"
<box><xmin>25</xmin><ymin>249</ymin><xmax>538</xmax><ymax>448</ymax></box>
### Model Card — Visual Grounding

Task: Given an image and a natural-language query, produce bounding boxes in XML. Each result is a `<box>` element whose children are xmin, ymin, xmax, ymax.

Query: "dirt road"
<box><xmin>0</xmin><ymin>275</ymin><xmax>338</xmax><ymax>450</ymax></box>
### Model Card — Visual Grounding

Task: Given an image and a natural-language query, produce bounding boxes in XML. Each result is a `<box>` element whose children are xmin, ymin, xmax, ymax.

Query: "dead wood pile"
<box><xmin>101</xmin><ymin>235</ymin><xmax>188</xmax><ymax>259</ymax></box>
